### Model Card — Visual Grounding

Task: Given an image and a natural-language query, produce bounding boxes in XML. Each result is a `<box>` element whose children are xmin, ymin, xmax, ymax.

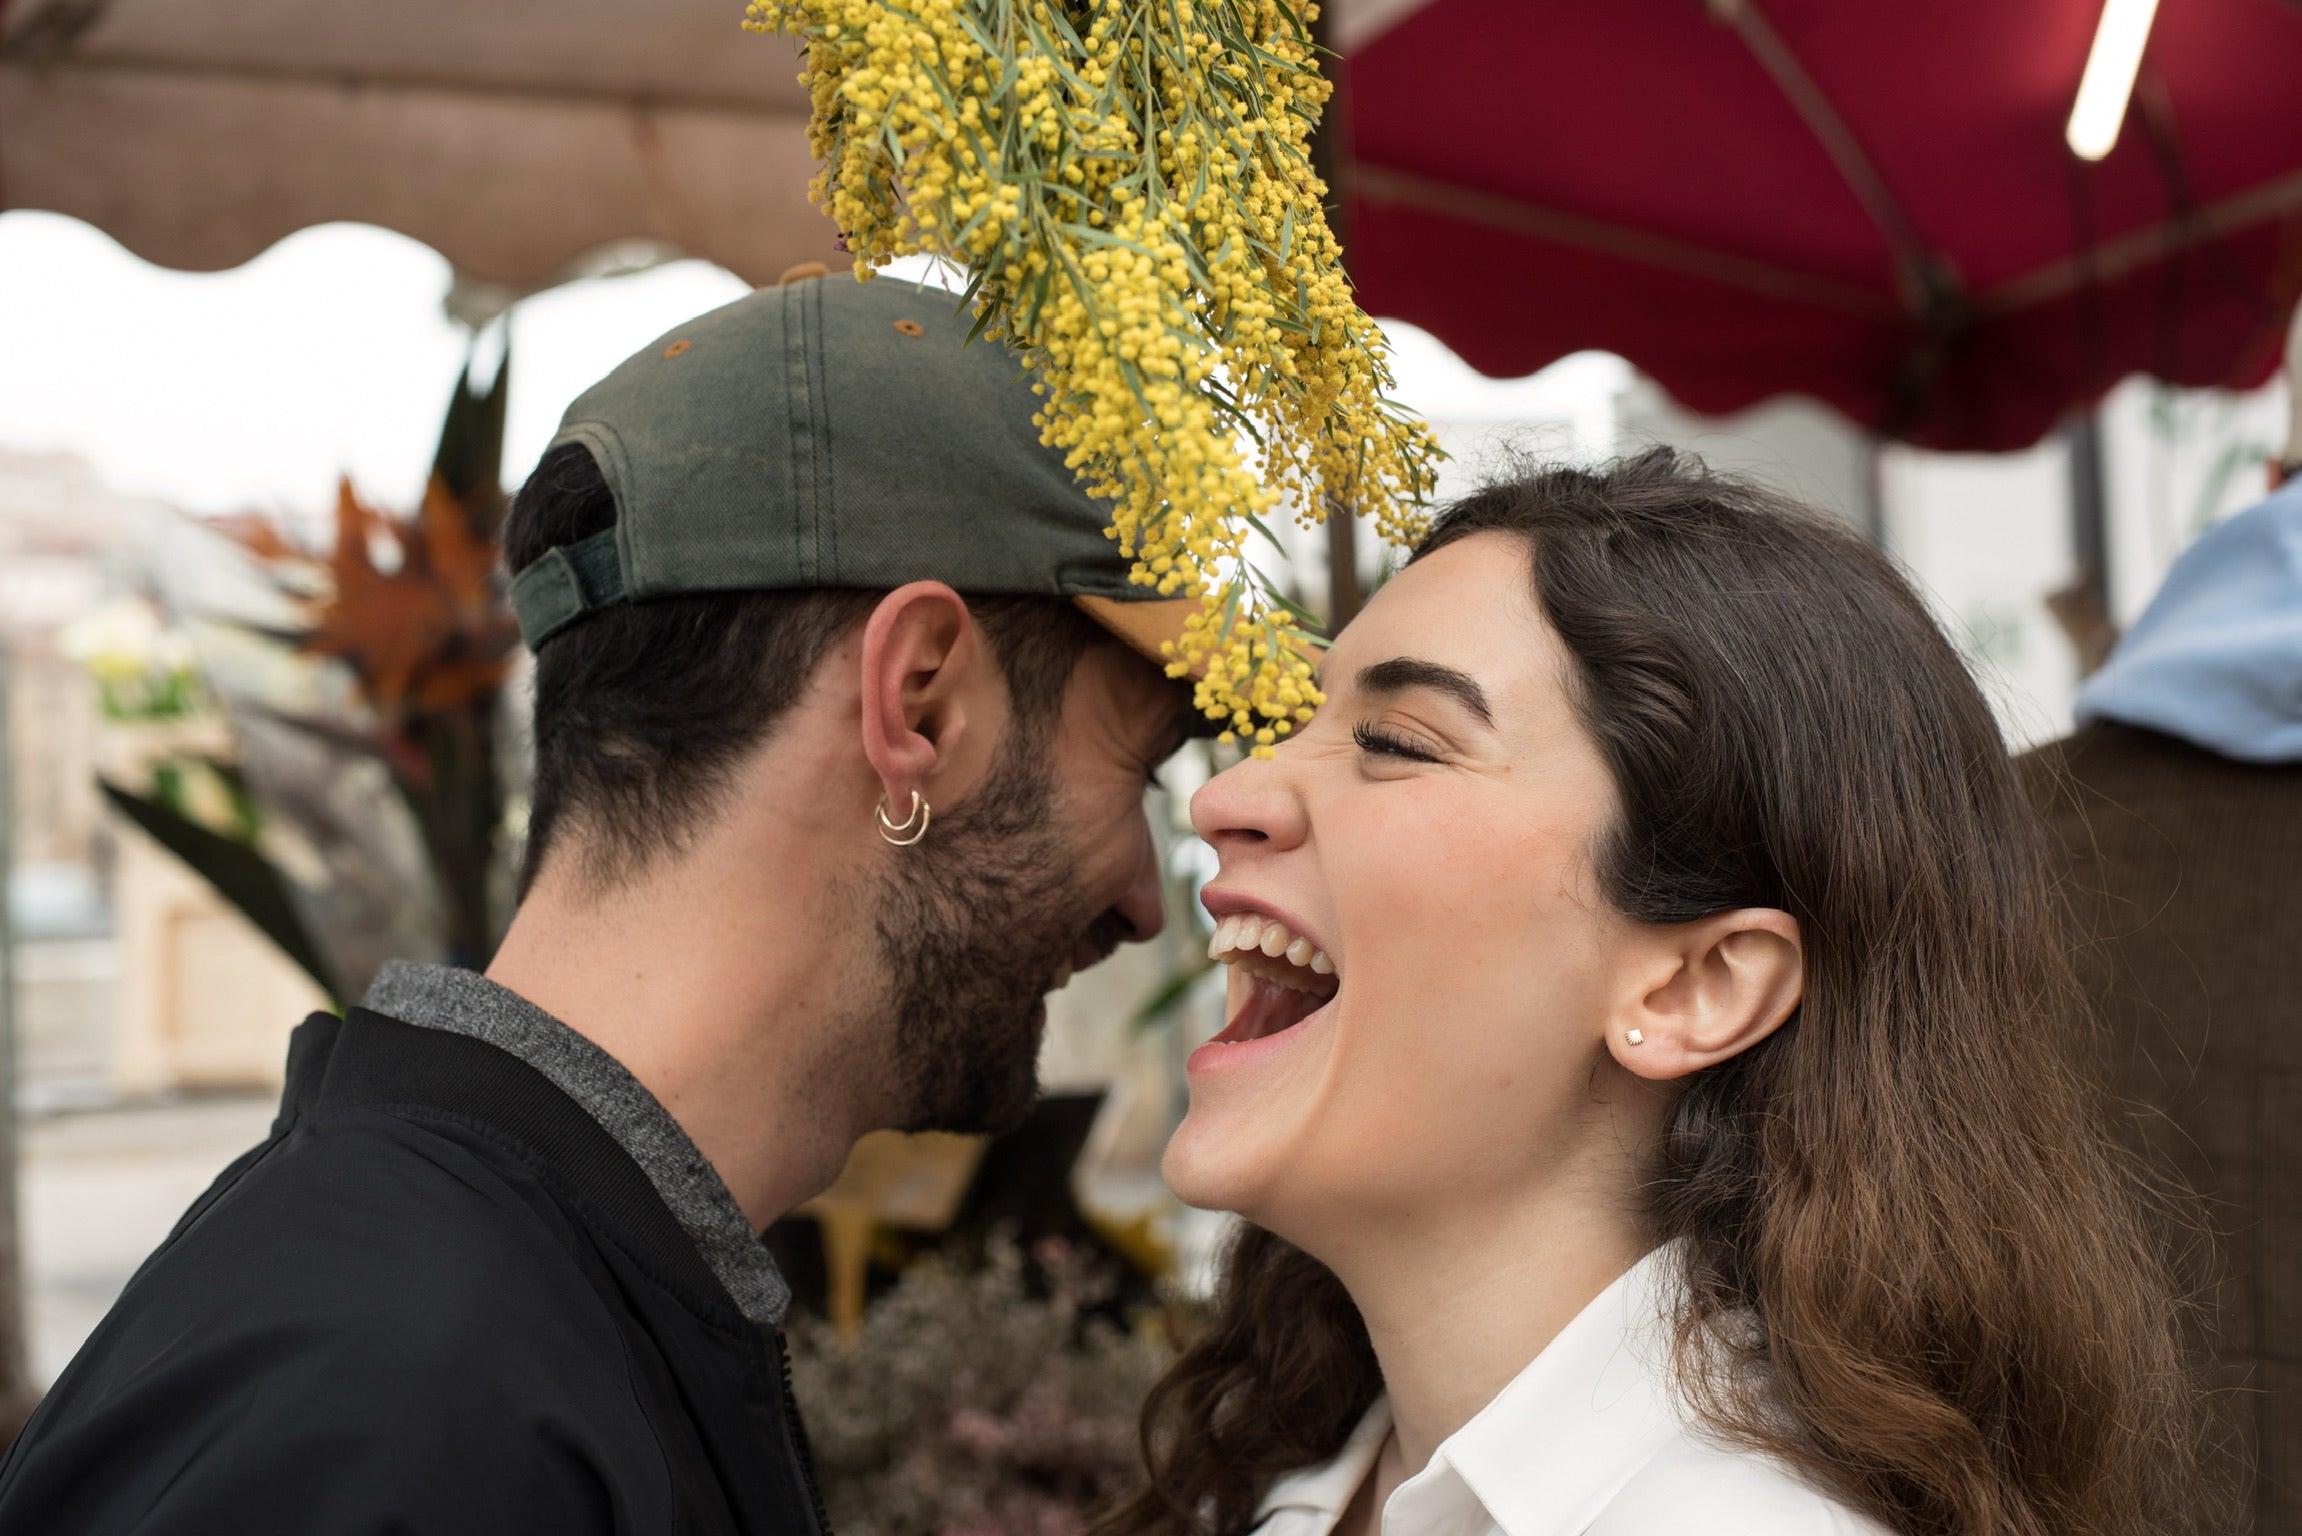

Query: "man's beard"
<box><xmin>870</xmin><ymin>737</ymin><xmax>1128</xmax><ymax>1136</ymax></box>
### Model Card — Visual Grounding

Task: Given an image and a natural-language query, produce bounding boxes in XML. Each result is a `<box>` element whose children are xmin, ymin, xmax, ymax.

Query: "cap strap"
<box><xmin>509</xmin><ymin>528</ymin><xmax>627</xmax><ymax>648</ymax></box>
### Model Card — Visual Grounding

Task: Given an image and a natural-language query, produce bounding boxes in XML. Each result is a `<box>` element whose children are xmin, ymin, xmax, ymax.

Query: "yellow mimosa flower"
<box><xmin>746</xmin><ymin>0</ymin><xmax>1444</xmax><ymax>749</ymax></box>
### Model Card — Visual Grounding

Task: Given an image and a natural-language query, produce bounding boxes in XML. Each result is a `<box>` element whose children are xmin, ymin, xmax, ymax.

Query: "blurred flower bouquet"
<box><xmin>93</xmin><ymin>351</ymin><xmax>522</xmax><ymax>999</ymax></box>
<box><xmin>61</xmin><ymin>599</ymin><xmax>206</xmax><ymax>725</ymax></box>
<box><xmin>788</xmin><ymin>1236</ymin><xmax>1178</xmax><ymax>1536</ymax></box>
<box><xmin>62</xmin><ymin>599</ymin><xmax>263</xmax><ymax>848</ymax></box>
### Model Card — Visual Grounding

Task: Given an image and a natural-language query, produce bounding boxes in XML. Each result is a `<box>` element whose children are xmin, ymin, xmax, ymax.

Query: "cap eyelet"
<box><xmin>663</xmin><ymin>339</ymin><xmax>693</xmax><ymax>358</ymax></box>
<box><xmin>893</xmin><ymin>319</ymin><xmax>925</xmax><ymax>337</ymax></box>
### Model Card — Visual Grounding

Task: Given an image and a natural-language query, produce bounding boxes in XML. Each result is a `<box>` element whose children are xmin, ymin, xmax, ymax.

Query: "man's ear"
<box><xmin>1606</xmin><ymin>909</ymin><xmax>1804</xmax><ymax>1081</ymax></box>
<box><xmin>857</xmin><ymin>582</ymin><xmax>994</xmax><ymax>809</ymax></box>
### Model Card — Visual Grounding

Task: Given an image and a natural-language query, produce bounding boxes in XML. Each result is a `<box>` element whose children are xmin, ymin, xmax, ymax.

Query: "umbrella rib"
<box><xmin>1978</xmin><ymin>166</ymin><xmax>2302</xmax><ymax>317</ymax></box>
<box><xmin>0</xmin><ymin>0</ymin><xmax>116</xmax><ymax>64</ymax></box>
<box><xmin>1354</xmin><ymin>162</ymin><xmax>1900</xmax><ymax>319</ymax></box>
<box><xmin>1706</xmin><ymin>0</ymin><xmax>1946</xmax><ymax>318</ymax></box>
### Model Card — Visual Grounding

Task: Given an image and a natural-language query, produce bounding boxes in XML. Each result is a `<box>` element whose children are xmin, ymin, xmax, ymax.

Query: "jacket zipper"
<box><xmin>770</xmin><ymin>1328</ymin><xmax>833</xmax><ymax>1536</ymax></box>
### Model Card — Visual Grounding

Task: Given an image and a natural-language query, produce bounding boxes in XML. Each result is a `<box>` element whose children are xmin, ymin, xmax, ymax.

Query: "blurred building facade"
<box><xmin>2</xmin><ymin>449</ymin><xmax>320</xmax><ymax>1110</ymax></box>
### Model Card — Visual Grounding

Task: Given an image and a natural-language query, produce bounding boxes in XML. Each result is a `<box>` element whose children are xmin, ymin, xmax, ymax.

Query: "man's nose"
<box><xmin>1113</xmin><ymin>819</ymin><xmax>1167</xmax><ymax>943</ymax></box>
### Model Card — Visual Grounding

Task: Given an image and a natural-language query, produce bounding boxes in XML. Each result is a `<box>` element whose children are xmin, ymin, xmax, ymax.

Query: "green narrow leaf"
<box><xmin>1131</xmin><ymin>952</ymin><xmax>1216</xmax><ymax>1031</ymax></box>
<box><xmin>100</xmin><ymin>779</ymin><xmax>341</xmax><ymax>1001</ymax></box>
<box><xmin>1240</xmin><ymin>507</ymin><xmax>1293</xmax><ymax>554</ymax></box>
<box><xmin>964</xmin><ymin>293</ymin><xmax>1004</xmax><ymax>349</ymax></box>
<box><xmin>1252</xmin><ymin>572</ymin><xmax>1326</xmax><ymax>633</ymax></box>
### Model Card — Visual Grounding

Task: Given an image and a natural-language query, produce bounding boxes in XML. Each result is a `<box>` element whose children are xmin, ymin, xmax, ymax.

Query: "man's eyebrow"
<box><xmin>1355</xmin><ymin>657</ymin><xmax>1494</xmax><ymax>724</ymax></box>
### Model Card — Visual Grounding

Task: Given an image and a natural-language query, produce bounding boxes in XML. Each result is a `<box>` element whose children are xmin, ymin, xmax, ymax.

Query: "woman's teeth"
<box><xmin>1206</xmin><ymin>912</ymin><xmax>1336</xmax><ymax>983</ymax></box>
<box><xmin>1206</xmin><ymin>912</ymin><xmax>1338</xmax><ymax>1048</ymax></box>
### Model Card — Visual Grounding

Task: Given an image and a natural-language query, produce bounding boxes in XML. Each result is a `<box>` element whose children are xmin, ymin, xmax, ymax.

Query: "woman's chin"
<box><xmin>1160</xmin><ymin>1113</ymin><xmax>1271</xmax><ymax>1215</ymax></box>
<box><xmin>1163</xmin><ymin>1000</ymin><xmax>1340</xmax><ymax>1215</ymax></box>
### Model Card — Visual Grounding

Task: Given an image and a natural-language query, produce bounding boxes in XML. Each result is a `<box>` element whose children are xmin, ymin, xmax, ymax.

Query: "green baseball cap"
<box><xmin>510</xmin><ymin>270</ymin><xmax>1199</xmax><ymax>671</ymax></box>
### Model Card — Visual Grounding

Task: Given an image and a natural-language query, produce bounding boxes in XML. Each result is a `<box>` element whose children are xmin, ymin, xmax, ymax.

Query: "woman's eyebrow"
<box><xmin>1355</xmin><ymin>657</ymin><xmax>1494</xmax><ymax>724</ymax></box>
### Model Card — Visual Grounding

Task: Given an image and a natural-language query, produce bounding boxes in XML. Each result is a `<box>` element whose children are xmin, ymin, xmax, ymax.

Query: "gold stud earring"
<box><xmin>876</xmin><ymin>790</ymin><xmax>931</xmax><ymax>847</ymax></box>
<box><xmin>1624</xmin><ymin>1028</ymin><xmax>1645</xmax><ymax>1046</ymax></box>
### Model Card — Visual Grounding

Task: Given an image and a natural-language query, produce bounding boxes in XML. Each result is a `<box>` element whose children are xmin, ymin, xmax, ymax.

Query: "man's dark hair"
<box><xmin>504</xmin><ymin>443</ymin><xmax>1109</xmax><ymax>894</ymax></box>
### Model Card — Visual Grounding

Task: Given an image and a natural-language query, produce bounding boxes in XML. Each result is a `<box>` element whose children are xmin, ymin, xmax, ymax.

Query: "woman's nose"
<box><xmin>1189</xmin><ymin>751</ymin><xmax>1310</xmax><ymax>856</ymax></box>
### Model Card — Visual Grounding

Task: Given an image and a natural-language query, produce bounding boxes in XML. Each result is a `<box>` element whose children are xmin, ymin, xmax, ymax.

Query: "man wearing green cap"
<box><xmin>0</xmin><ymin>273</ymin><xmax>1207</xmax><ymax>1535</ymax></box>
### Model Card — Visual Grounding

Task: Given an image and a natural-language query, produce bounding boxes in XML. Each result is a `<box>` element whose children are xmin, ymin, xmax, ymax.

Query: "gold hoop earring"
<box><xmin>876</xmin><ymin>790</ymin><xmax>931</xmax><ymax>847</ymax></box>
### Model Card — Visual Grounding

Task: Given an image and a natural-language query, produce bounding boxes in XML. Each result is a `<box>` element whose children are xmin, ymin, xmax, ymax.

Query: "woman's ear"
<box><xmin>1607</xmin><ymin>909</ymin><xmax>1803</xmax><ymax>1081</ymax></box>
<box><xmin>857</xmin><ymin>582</ymin><xmax>981</xmax><ymax>807</ymax></box>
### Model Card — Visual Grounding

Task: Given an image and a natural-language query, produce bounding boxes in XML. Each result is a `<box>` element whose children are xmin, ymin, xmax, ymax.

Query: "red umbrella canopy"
<box><xmin>1339</xmin><ymin>0</ymin><xmax>2302</xmax><ymax>451</ymax></box>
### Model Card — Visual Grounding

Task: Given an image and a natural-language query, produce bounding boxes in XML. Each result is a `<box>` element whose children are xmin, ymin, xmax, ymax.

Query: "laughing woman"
<box><xmin>1101</xmin><ymin>451</ymin><xmax>2215</xmax><ymax>1536</ymax></box>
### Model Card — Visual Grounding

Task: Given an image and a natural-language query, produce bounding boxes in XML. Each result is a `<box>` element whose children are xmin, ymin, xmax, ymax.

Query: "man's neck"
<box><xmin>485</xmin><ymin>814</ymin><xmax>874</xmax><ymax>1230</ymax></box>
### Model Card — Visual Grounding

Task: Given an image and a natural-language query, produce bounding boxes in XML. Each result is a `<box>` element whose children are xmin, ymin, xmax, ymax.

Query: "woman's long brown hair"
<box><xmin>1095</xmin><ymin>450</ymin><xmax>2220</xmax><ymax>1536</ymax></box>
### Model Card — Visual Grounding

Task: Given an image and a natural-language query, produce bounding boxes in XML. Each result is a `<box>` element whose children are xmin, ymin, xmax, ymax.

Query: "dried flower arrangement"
<box><xmin>787</xmin><ymin>1236</ymin><xmax>1179</xmax><ymax>1536</ymax></box>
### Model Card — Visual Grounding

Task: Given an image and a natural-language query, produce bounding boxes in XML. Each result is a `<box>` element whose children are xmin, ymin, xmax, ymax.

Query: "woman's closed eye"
<box><xmin>1352</xmin><ymin>719</ymin><xmax>1443</xmax><ymax>763</ymax></box>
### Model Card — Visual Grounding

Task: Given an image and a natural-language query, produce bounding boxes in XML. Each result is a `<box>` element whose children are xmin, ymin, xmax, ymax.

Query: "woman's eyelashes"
<box><xmin>1352</xmin><ymin>719</ymin><xmax>1443</xmax><ymax>763</ymax></box>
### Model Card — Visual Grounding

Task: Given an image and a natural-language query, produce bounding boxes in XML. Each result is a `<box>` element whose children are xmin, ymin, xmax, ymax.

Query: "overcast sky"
<box><xmin>0</xmin><ymin>210</ymin><xmax>1622</xmax><ymax>522</ymax></box>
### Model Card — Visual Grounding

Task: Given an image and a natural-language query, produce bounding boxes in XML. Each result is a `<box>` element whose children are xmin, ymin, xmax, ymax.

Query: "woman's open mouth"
<box><xmin>1202</xmin><ymin>912</ymin><xmax>1340</xmax><ymax>1053</ymax></box>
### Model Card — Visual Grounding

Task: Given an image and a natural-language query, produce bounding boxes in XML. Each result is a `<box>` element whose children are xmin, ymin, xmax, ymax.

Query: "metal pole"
<box><xmin>0</xmin><ymin>643</ymin><xmax>34</xmax><ymax>1434</ymax></box>
<box><xmin>2053</xmin><ymin>408</ymin><xmax>2121</xmax><ymax>677</ymax></box>
<box><xmin>1857</xmin><ymin>432</ymin><xmax>1889</xmax><ymax>549</ymax></box>
<box><xmin>1325</xmin><ymin>501</ymin><xmax>1363</xmax><ymax>630</ymax></box>
<box><xmin>1311</xmin><ymin>0</ymin><xmax>1364</xmax><ymax>630</ymax></box>
<box><xmin>2068</xmin><ymin>409</ymin><xmax>2112</xmax><ymax>613</ymax></box>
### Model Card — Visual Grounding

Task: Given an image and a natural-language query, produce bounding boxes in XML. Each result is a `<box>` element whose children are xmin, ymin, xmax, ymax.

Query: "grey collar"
<box><xmin>361</xmin><ymin>960</ymin><xmax>790</xmax><ymax>1328</ymax></box>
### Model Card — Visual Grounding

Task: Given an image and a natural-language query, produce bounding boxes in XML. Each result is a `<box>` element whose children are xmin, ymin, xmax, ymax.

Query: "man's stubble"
<box><xmin>868</xmin><ymin>736</ymin><xmax>1129</xmax><ymax>1136</ymax></box>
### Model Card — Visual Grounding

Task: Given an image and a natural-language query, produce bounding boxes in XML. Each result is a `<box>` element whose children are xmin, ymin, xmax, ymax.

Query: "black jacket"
<box><xmin>0</xmin><ymin>1008</ymin><xmax>831</xmax><ymax>1536</ymax></box>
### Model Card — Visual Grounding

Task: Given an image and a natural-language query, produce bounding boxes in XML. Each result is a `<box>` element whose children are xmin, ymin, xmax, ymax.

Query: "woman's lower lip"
<box><xmin>1186</xmin><ymin>1002</ymin><xmax>1329</xmax><ymax>1076</ymax></box>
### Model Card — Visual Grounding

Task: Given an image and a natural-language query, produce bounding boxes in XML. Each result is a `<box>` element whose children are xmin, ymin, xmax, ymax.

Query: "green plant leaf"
<box><xmin>1131</xmin><ymin>951</ymin><xmax>1216</xmax><ymax>1031</ymax></box>
<box><xmin>431</xmin><ymin>345</ymin><xmax>508</xmax><ymax>502</ymax></box>
<box><xmin>100</xmin><ymin>777</ymin><xmax>341</xmax><ymax>1001</ymax></box>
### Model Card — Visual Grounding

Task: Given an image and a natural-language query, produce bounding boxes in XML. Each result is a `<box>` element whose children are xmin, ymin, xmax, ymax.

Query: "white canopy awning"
<box><xmin>0</xmin><ymin>0</ymin><xmax>839</xmax><ymax>290</ymax></box>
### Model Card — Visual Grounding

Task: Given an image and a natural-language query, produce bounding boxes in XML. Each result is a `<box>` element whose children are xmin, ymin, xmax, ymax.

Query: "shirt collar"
<box><xmin>1394</xmin><ymin>1244</ymin><xmax>1687</xmax><ymax>1536</ymax></box>
<box><xmin>1259</xmin><ymin>1397</ymin><xmax>1395</xmax><ymax>1525</ymax></box>
<box><xmin>361</xmin><ymin>960</ymin><xmax>791</xmax><ymax>1329</ymax></box>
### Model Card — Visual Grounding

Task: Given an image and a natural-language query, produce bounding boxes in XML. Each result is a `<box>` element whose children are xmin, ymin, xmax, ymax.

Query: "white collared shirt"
<box><xmin>1251</xmin><ymin>1247</ymin><xmax>1891</xmax><ymax>1536</ymax></box>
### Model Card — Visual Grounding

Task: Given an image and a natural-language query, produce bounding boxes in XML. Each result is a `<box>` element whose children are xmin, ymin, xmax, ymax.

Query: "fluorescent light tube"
<box><xmin>2066</xmin><ymin>0</ymin><xmax>2161</xmax><ymax>161</ymax></box>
